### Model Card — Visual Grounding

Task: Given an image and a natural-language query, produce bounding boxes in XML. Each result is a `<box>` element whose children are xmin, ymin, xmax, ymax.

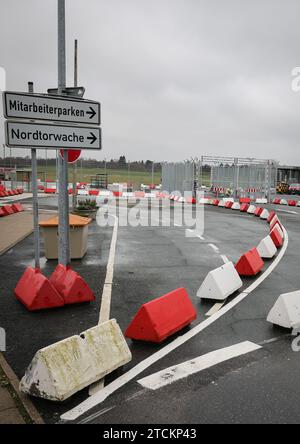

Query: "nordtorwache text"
<box><xmin>9</xmin><ymin>100</ymin><xmax>85</xmax><ymax>119</ymax></box>
<box><xmin>11</xmin><ymin>128</ymin><xmax>85</xmax><ymax>143</ymax></box>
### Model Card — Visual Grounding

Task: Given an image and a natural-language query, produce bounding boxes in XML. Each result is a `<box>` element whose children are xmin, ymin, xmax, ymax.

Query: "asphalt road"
<box><xmin>1</xmin><ymin>195</ymin><xmax>300</xmax><ymax>424</ymax></box>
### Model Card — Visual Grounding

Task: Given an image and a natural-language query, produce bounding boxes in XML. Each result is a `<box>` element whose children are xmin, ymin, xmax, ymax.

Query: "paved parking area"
<box><xmin>0</xmin><ymin>195</ymin><xmax>299</xmax><ymax>423</ymax></box>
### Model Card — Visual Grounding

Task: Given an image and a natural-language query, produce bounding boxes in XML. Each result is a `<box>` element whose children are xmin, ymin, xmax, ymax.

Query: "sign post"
<box><xmin>28</xmin><ymin>81</ymin><xmax>40</xmax><ymax>270</ymax></box>
<box><xmin>58</xmin><ymin>0</ymin><xmax>70</xmax><ymax>267</ymax></box>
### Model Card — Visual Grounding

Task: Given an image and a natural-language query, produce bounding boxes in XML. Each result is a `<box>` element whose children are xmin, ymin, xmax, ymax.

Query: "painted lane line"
<box><xmin>205</xmin><ymin>302</ymin><xmax>226</xmax><ymax>317</ymax></box>
<box><xmin>209</xmin><ymin>243</ymin><xmax>219</xmax><ymax>253</ymax></box>
<box><xmin>61</xmin><ymin>227</ymin><xmax>288</xmax><ymax>422</ymax></box>
<box><xmin>88</xmin><ymin>214</ymin><xmax>118</xmax><ymax>397</ymax></box>
<box><xmin>77</xmin><ymin>406</ymin><xmax>116</xmax><ymax>424</ymax></box>
<box><xmin>98</xmin><ymin>214</ymin><xmax>118</xmax><ymax>323</ymax></box>
<box><xmin>221</xmin><ymin>255</ymin><xmax>230</xmax><ymax>264</ymax></box>
<box><xmin>137</xmin><ymin>341</ymin><xmax>261</xmax><ymax>391</ymax></box>
<box><xmin>276</xmin><ymin>209</ymin><xmax>298</xmax><ymax>215</ymax></box>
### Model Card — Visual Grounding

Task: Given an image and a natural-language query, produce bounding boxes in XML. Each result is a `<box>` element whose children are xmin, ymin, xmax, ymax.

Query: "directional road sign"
<box><xmin>5</xmin><ymin>121</ymin><xmax>101</xmax><ymax>150</ymax></box>
<box><xmin>3</xmin><ymin>91</ymin><xmax>101</xmax><ymax>125</ymax></box>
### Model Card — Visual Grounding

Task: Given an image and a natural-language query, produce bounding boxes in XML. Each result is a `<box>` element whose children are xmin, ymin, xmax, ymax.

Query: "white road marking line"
<box><xmin>77</xmin><ymin>406</ymin><xmax>116</xmax><ymax>424</ymax></box>
<box><xmin>88</xmin><ymin>214</ymin><xmax>118</xmax><ymax>397</ymax></box>
<box><xmin>209</xmin><ymin>243</ymin><xmax>219</xmax><ymax>253</ymax></box>
<box><xmin>205</xmin><ymin>302</ymin><xmax>226</xmax><ymax>317</ymax></box>
<box><xmin>276</xmin><ymin>209</ymin><xmax>298</xmax><ymax>215</ymax></box>
<box><xmin>137</xmin><ymin>341</ymin><xmax>261</xmax><ymax>390</ymax></box>
<box><xmin>98</xmin><ymin>214</ymin><xmax>118</xmax><ymax>323</ymax></box>
<box><xmin>61</xmin><ymin>227</ymin><xmax>288</xmax><ymax>422</ymax></box>
<box><xmin>221</xmin><ymin>255</ymin><xmax>230</xmax><ymax>264</ymax></box>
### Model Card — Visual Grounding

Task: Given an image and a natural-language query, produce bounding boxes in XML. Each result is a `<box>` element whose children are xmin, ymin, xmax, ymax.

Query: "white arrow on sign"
<box><xmin>5</xmin><ymin>121</ymin><xmax>101</xmax><ymax>150</ymax></box>
<box><xmin>3</xmin><ymin>91</ymin><xmax>101</xmax><ymax>125</ymax></box>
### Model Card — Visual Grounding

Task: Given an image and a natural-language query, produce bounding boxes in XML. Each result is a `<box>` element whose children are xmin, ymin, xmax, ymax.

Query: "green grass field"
<box><xmin>38</xmin><ymin>166</ymin><xmax>162</xmax><ymax>188</ymax></box>
<box><xmin>37</xmin><ymin>166</ymin><xmax>211</xmax><ymax>188</ymax></box>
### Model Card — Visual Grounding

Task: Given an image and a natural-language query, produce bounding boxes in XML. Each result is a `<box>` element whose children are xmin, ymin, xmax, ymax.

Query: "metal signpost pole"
<box><xmin>72</xmin><ymin>39</ymin><xmax>78</xmax><ymax>212</ymax></box>
<box><xmin>58</xmin><ymin>0</ymin><xmax>70</xmax><ymax>266</ymax></box>
<box><xmin>28</xmin><ymin>81</ymin><xmax>40</xmax><ymax>269</ymax></box>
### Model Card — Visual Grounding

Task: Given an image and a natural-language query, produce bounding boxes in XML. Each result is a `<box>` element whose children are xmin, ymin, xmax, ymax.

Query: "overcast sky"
<box><xmin>1</xmin><ymin>0</ymin><xmax>300</xmax><ymax>165</ymax></box>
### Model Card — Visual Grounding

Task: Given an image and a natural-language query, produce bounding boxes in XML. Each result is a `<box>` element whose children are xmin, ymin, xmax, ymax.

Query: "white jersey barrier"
<box><xmin>247</xmin><ymin>205</ymin><xmax>256</xmax><ymax>214</ymax></box>
<box><xmin>197</xmin><ymin>262</ymin><xmax>243</xmax><ymax>301</ymax></box>
<box><xmin>257</xmin><ymin>235</ymin><xmax>277</xmax><ymax>259</ymax></box>
<box><xmin>260</xmin><ymin>209</ymin><xmax>270</xmax><ymax>220</ymax></box>
<box><xmin>267</xmin><ymin>291</ymin><xmax>300</xmax><ymax>329</ymax></box>
<box><xmin>231</xmin><ymin>202</ymin><xmax>241</xmax><ymax>210</ymax></box>
<box><xmin>20</xmin><ymin>319</ymin><xmax>132</xmax><ymax>402</ymax></box>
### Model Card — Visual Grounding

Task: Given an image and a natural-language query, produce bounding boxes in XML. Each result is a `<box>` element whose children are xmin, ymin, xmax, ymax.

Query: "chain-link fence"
<box><xmin>162</xmin><ymin>162</ymin><xmax>196</xmax><ymax>195</ymax></box>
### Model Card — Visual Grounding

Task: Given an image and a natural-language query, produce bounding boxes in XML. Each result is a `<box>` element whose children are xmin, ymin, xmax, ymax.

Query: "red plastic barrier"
<box><xmin>213</xmin><ymin>199</ymin><xmax>220</xmax><ymax>206</ymax></box>
<box><xmin>89</xmin><ymin>190</ymin><xmax>99</xmax><ymax>196</ymax></box>
<box><xmin>2</xmin><ymin>205</ymin><xmax>14</xmax><ymax>216</ymax></box>
<box><xmin>235</xmin><ymin>248</ymin><xmax>264</xmax><ymax>276</ymax></box>
<box><xmin>44</xmin><ymin>188</ymin><xmax>56</xmax><ymax>194</ymax></box>
<box><xmin>0</xmin><ymin>208</ymin><xmax>5</xmax><ymax>217</ymax></box>
<box><xmin>125</xmin><ymin>288</ymin><xmax>197</xmax><ymax>343</ymax></box>
<box><xmin>240</xmin><ymin>198</ymin><xmax>251</xmax><ymax>204</ymax></box>
<box><xmin>254</xmin><ymin>207</ymin><xmax>263</xmax><ymax>216</ymax></box>
<box><xmin>113</xmin><ymin>191</ymin><xmax>122</xmax><ymax>197</ymax></box>
<box><xmin>186</xmin><ymin>197</ymin><xmax>196</xmax><ymax>204</ymax></box>
<box><xmin>49</xmin><ymin>264</ymin><xmax>95</xmax><ymax>305</ymax></box>
<box><xmin>11</xmin><ymin>203</ymin><xmax>24</xmax><ymax>213</ymax></box>
<box><xmin>240</xmin><ymin>203</ymin><xmax>249</xmax><ymax>212</ymax></box>
<box><xmin>0</xmin><ymin>192</ymin><xmax>5</xmax><ymax>197</ymax></box>
<box><xmin>273</xmin><ymin>199</ymin><xmax>281</xmax><ymax>205</ymax></box>
<box><xmin>270</xmin><ymin>227</ymin><xmax>283</xmax><ymax>247</ymax></box>
<box><xmin>15</xmin><ymin>268</ymin><xmax>65</xmax><ymax>311</ymax></box>
<box><xmin>270</xmin><ymin>217</ymin><xmax>283</xmax><ymax>232</ymax></box>
<box><xmin>267</xmin><ymin>211</ymin><xmax>276</xmax><ymax>223</ymax></box>
<box><xmin>288</xmin><ymin>200</ymin><xmax>297</xmax><ymax>207</ymax></box>
<box><xmin>225</xmin><ymin>201</ymin><xmax>233</xmax><ymax>209</ymax></box>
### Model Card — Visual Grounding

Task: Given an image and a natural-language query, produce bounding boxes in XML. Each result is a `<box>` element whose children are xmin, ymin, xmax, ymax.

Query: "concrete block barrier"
<box><xmin>125</xmin><ymin>288</ymin><xmax>197</xmax><ymax>343</ymax></box>
<box><xmin>257</xmin><ymin>235</ymin><xmax>277</xmax><ymax>259</ymax></box>
<box><xmin>267</xmin><ymin>291</ymin><xmax>300</xmax><ymax>329</ymax></box>
<box><xmin>247</xmin><ymin>205</ymin><xmax>256</xmax><ymax>214</ymax></box>
<box><xmin>231</xmin><ymin>202</ymin><xmax>241</xmax><ymax>210</ymax></box>
<box><xmin>218</xmin><ymin>200</ymin><xmax>226</xmax><ymax>207</ymax></box>
<box><xmin>197</xmin><ymin>262</ymin><xmax>243</xmax><ymax>301</ymax></box>
<box><xmin>235</xmin><ymin>248</ymin><xmax>264</xmax><ymax>276</ymax></box>
<box><xmin>270</xmin><ymin>226</ymin><xmax>284</xmax><ymax>247</ymax></box>
<box><xmin>20</xmin><ymin>319</ymin><xmax>132</xmax><ymax>401</ymax></box>
<box><xmin>267</xmin><ymin>211</ymin><xmax>276</xmax><ymax>223</ymax></box>
<box><xmin>260</xmin><ymin>209</ymin><xmax>270</xmax><ymax>220</ymax></box>
<box><xmin>254</xmin><ymin>207</ymin><xmax>264</xmax><ymax>217</ymax></box>
<box><xmin>280</xmin><ymin>199</ymin><xmax>288</xmax><ymax>205</ymax></box>
<box><xmin>256</xmin><ymin>198</ymin><xmax>268</xmax><ymax>204</ymax></box>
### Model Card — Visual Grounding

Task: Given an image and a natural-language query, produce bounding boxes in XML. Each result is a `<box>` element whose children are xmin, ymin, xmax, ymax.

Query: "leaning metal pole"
<box><xmin>58</xmin><ymin>0</ymin><xmax>70</xmax><ymax>266</ymax></box>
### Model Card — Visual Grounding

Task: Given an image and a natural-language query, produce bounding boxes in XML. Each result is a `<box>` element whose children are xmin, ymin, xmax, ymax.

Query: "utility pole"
<box><xmin>72</xmin><ymin>38</ymin><xmax>78</xmax><ymax>212</ymax></box>
<box><xmin>28</xmin><ymin>81</ymin><xmax>40</xmax><ymax>269</ymax></box>
<box><xmin>58</xmin><ymin>0</ymin><xmax>70</xmax><ymax>266</ymax></box>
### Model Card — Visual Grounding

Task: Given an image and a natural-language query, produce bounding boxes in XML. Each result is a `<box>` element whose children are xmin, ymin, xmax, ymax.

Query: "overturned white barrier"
<box><xmin>257</xmin><ymin>235</ymin><xmax>277</xmax><ymax>259</ymax></box>
<box><xmin>267</xmin><ymin>291</ymin><xmax>300</xmax><ymax>329</ymax></box>
<box><xmin>20</xmin><ymin>319</ymin><xmax>132</xmax><ymax>402</ymax></box>
<box><xmin>256</xmin><ymin>198</ymin><xmax>268</xmax><ymax>204</ymax></box>
<box><xmin>260</xmin><ymin>209</ymin><xmax>269</xmax><ymax>220</ymax></box>
<box><xmin>231</xmin><ymin>202</ymin><xmax>241</xmax><ymax>210</ymax></box>
<box><xmin>247</xmin><ymin>205</ymin><xmax>256</xmax><ymax>214</ymax></box>
<box><xmin>197</xmin><ymin>262</ymin><xmax>243</xmax><ymax>301</ymax></box>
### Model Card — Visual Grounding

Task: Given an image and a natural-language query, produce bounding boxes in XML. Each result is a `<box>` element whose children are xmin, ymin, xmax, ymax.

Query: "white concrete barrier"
<box><xmin>197</xmin><ymin>262</ymin><xmax>243</xmax><ymax>301</ymax></box>
<box><xmin>257</xmin><ymin>235</ymin><xmax>277</xmax><ymax>259</ymax></box>
<box><xmin>280</xmin><ymin>199</ymin><xmax>288</xmax><ymax>205</ymax></box>
<box><xmin>256</xmin><ymin>198</ymin><xmax>268</xmax><ymax>204</ymax></box>
<box><xmin>218</xmin><ymin>201</ymin><xmax>226</xmax><ymax>207</ymax></box>
<box><xmin>247</xmin><ymin>205</ymin><xmax>256</xmax><ymax>214</ymax></box>
<box><xmin>267</xmin><ymin>291</ymin><xmax>300</xmax><ymax>329</ymax></box>
<box><xmin>271</xmin><ymin>224</ymin><xmax>284</xmax><ymax>239</ymax></box>
<box><xmin>260</xmin><ymin>209</ymin><xmax>270</xmax><ymax>220</ymax></box>
<box><xmin>20</xmin><ymin>319</ymin><xmax>132</xmax><ymax>402</ymax></box>
<box><xmin>231</xmin><ymin>202</ymin><xmax>241</xmax><ymax>210</ymax></box>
